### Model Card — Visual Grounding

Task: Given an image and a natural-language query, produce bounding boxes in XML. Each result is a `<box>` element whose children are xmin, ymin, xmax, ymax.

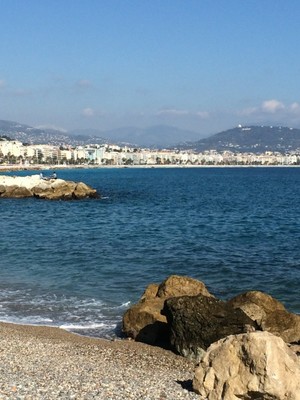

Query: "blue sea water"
<box><xmin>0</xmin><ymin>167</ymin><xmax>299</xmax><ymax>338</ymax></box>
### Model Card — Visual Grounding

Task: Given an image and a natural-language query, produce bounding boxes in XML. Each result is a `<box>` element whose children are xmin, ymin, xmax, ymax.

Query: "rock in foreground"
<box><xmin>0</xmin><ymin>174</ymin><xmax>99</xmax><ymax>200</ymax></box>
<box><xmin>193</xmin><ymin>331</ymin><xmax>300</xmax><ymax>400</ymax></box>
<box><xmin>122</xmin><ymin>275</ymin><xmax>213</xmax><ymax>345</ymax></box>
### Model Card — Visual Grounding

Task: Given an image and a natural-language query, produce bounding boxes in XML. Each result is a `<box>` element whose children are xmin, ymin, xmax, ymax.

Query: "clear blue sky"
<box><xmin>1</xmin><ymin>0</ymin><xmax>300</xmax><ymax>138</ymax></box>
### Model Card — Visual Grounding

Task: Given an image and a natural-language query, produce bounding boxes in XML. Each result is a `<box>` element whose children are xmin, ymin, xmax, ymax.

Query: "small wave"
<box><xmin>60</xmin><ymin>322</ymin><xmax>116</xmax><ymax>330</ymax></box>
<box><xmin>0</xmin><ymin>316</ymin><xmax>54</xmax><ymax>324</ymax></box>
<box><xmin>0</xmin><ymin>286</ymin><xmax>126</xmax><ymax>339</ymax></box>
<box><xmin>119</xmin><ymin>301</ymin><xmax>131</xmax><ymax>308</ymax></box>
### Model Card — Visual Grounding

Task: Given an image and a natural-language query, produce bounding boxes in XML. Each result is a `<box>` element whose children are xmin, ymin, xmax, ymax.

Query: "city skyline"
<box><xmin>1</xmin><ymin>1</ymin><xmax>300</xmax><ymax>141</ymax></box>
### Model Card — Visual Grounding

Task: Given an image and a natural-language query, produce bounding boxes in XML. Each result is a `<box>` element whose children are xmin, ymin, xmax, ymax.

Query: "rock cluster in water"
<box><xmin>123</xmin><ymin>275</ymin><xmax>300</xmax><ymax>399</ymax></box>
<box><xmin>0</xmin><ymin>174</ymin><xmax>99</xmax><ymax>200</ymax></box>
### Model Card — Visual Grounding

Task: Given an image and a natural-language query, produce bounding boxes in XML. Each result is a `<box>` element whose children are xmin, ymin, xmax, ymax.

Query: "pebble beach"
<box><xmin>0</xmin><ymin>322</ymin><xmax>199</xmax><ymax>400</ymax></box>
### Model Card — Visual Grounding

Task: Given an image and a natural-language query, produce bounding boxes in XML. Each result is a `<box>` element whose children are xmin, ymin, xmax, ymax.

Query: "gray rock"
<box><xmin>162</xmin><ymin>294</ymin><xmax>257</xmax><ymax>360</ymax></box>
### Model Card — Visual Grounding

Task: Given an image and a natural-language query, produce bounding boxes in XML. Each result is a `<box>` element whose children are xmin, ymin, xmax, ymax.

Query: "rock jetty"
<box><xmin>0</xmin><ymin>174</ymin><xmax>99</xmax><ymax>200</ymax></box>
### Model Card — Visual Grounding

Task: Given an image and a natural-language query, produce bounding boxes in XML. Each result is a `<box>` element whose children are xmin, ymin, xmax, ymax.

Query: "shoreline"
<box><xmin>1</xmin><ymin>163</ymin><xmax>300</xmax><ymax>173</ymax></box>
<box><xmin>0</xmin><ymin>321</ymin><xmax>198</xmax><ymax>399</ymax></box>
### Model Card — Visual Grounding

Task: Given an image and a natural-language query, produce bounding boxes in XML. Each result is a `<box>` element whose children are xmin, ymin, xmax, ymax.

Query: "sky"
<box><xmin>1</xmin><ymin>0</ymin><xmax>300</xmax><ymax>140</ymax></box>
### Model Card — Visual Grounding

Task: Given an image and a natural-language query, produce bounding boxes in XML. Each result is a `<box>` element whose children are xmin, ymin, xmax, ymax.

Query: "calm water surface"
<box><xmin>0</xmin><ymin>167</ymin><xmax>299</xmax><ymax>337</ymax></box>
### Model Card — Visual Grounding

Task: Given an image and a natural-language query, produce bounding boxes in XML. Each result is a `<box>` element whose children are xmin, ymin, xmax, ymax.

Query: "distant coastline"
<box><xmin>1</xmin><ymin>163</ymin><xmax>300</xmax><ymax>173</ymax></box>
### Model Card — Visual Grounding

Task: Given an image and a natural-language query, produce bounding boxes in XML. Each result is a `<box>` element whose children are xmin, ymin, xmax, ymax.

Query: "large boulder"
<box><xmin>122</xmin><ymin>298</ymin><xmax>168</xmax><ymax>345</ymax></box>
<box><xmin>193</xmin><ymin>331</ymin><xmax>300</xmax><ymax>400</ymax></box>
<box><xmin>163</xmin><ymin>294</ymin><xmax>257</xmax><ymax>360</ymax></box>
<box><xmin>156</xmin><ymin>275</ymin><xmax>212</xmax><ymax>298</ymax></box>
<box><xmin>228</xmin><ymin>291</ymin><xmax>286</xmax><ymax>325</ymax></box>
<box><xmin>122</xmin><ymin>275</ymin><xmax>213</xmax><ymax>345</ymax></box>
<box><xmin>262</xmin><ymin>309</ymin><xmax>300</xmax><ymax>344</ymax></box>
<box><xmin>228</xmin><ymin>291</ymin><xmax>300</xmax><ymax>343</ymax></box>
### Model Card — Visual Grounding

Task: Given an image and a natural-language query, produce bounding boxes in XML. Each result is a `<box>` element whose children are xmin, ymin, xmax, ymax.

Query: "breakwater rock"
<box><xmin>0</xmin><ymin>174</ymin><xmax>99</xmax><ymax>200</ymax></box>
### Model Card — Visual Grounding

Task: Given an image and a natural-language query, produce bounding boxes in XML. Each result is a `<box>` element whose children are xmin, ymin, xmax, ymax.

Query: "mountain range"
<box><xmin>70</xmin><ymin>125</ymin><xmax>199</xmax><ymax>148</ymax></box>
<box><xmin>1</xmin><ymin>119</ymin><xmax>300</xmax><ymax>153</ymax></box>
<box><xmin>0</xmin><ymin>120</ymin><xmax>197</xmax><ymax>148</ymax></box>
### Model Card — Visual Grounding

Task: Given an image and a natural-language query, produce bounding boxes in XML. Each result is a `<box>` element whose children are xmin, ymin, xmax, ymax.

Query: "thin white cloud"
<box><xmin>290</xmin><ymin>102</ymin><xmax>300</xmax><ymax>115</ymax></box>
<box><xmin>240</xmin><ymin>99</ymin><xmax>286</xmax><ymax>116</ymax></box>
<box><xmin>239</xmin><ymin>106</ymin><xmax>258</xmax><ymax>116</ymax></box>
<box><xmin>195</xmin><ymin>111</ymin><xmax>209</xmax><ymax>119</ymax></box>
<box><xmin>81</xmin><ymin>107</ymin><xmax>95</xmax><ymax>117</ymax></box>
<box><xmin>261</xmin><ymin>99</ymin><xmax>285</xmax><ymax>113</ymax></box>
<box><xmin>80</xmin><ymin>107</ymin><xmax>107</xmax><ymax>118</ymax></box>
<box><xmin>157</xmin><ymin>108</ymin><xmax>209</xmax><ymax>118</ymax></box>
<box><xmin>0</xmin><ymin>80</ymin><xmax>32</xmax><ymax>97</ymax></box>
<box><xmin>35</xmin><ymin>124</ymin><xmax>68</xmax><ymax>133</ymax></box>
<box><xmin>157</xmin><ymin>108</ymin><xmax>189</xmax><ymax>116</ymax></box>
<box><xmin>76</xmin><ymin>79</ymin><xmax>92</xmax><ymax>88</ymax></box>
<box><xmin>238</xmin><ymin>99</ymin><xmax>300</xmax><ymax>126</ymax></box>
<box><xmin>12</xmin><ymin>88</ymin><xmax>32</xmax><ymax>96</ymax></box>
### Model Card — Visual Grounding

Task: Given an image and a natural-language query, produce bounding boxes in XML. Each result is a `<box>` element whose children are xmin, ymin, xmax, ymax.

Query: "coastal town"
<box><xmin>0</xmin><ymin>136</ymin><xmax>300</xmax><ymax>167</ymax></box>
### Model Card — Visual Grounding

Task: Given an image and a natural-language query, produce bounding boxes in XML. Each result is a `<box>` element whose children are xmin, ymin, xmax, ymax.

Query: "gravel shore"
<box><xmin>0</xmin><ymin>322</ymin><xmax>199</xmax><ymax>399</ymax></box>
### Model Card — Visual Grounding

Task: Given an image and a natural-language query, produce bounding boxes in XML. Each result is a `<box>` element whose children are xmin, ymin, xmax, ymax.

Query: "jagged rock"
<box><xmin>1</xmin><ymin>185</ymin><xmax>33</xmax><ymax>198</ymax></box>
<box><xmin>140</xmin><ymin>283</ymin><xmax>159</xmax><ymax>301</ymax></box>
<box><xmin>228</xmin><ymin>291</ymin><xmax>300</xmax><ymax>344</ymax></box>
<box><xmin>156</xmin><ymin>275</ymin><xmax>213</xmax><ymax>298</ymax></box>
<box><xmin>31</xmin><ymin>185</ymin><xmax>56</xmax><ymax>199</ymax></box>
<box><xmin>163</xmin><ymin>294</ymin><xmax>257</xmax><ymax>360</ymax></box>
<box><xmin>122</xmin><ymin>298</ymin><xmax>168</xmax><ymax>345</ymax></box>
<box><xmin>74</xmin><ymin>182</ymin><xmax>96</xmax><ymax>199</ymax></box>
<box><xmin>0</xmin><ymin>184</ymin><xmax>6</xmax><ymax>194</ymax></box>
<box><xmin>290</xmin><ymin>343</ymin><xmax>300</xmax><ymax>355</ymax></box>
<box><xmin>33</xmin><ymin>181</ymin><xmax>75</xmax><ymax>200</ymax></box>
<box><xmin>193</xmin><ymin>331</ymin><xmax>300</xmax><ymax>400</ymax></box>
<box><xmin>228</xmin><ymin>291</ymin><xmax>285</xmax><ymax>325</ymax></box>
<box><xmin>262</xmin><ymin>309</ymin><xmax>300</xmax><ymax>344</ymax></box>
<box><xmin>122</xmin><ymin>275</ymin><xmax>213</xmax><ymax>345</ymax></box>
<box><xmin>0</xmin><ymin>175</ymin><xmax>99</xmax><ymax>200</ymax></box>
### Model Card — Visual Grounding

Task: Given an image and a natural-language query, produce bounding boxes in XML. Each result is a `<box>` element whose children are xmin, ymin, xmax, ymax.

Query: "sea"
<box><xmin>0</xmin><ymin>166</ymin><xmax>299</xmax><ymax>339</ymax></box>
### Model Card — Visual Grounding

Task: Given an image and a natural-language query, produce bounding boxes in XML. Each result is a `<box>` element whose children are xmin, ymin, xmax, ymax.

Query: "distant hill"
<box><xmin>0</xmin><ymin>120</ymin><xmax>107</xmax><ymax>146</ymax></box>
<box><xmin>71</xmin><ymin>125</ymin><xmax>200</xmax><ymax>148</ymax></box>
<box><xmin>3</xmin><ymin>119</ymin><xmax>300</xmax><ymax>153</ymax></box>
<box><xmin>178</xmin><ymin>125</ymin><xmax>300</xmax><ymax>153</ymax></box>
<box><xmin>0</xmin><ymin>119</ymin><xmax>199</xmax><ymax>148</ymax></box>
